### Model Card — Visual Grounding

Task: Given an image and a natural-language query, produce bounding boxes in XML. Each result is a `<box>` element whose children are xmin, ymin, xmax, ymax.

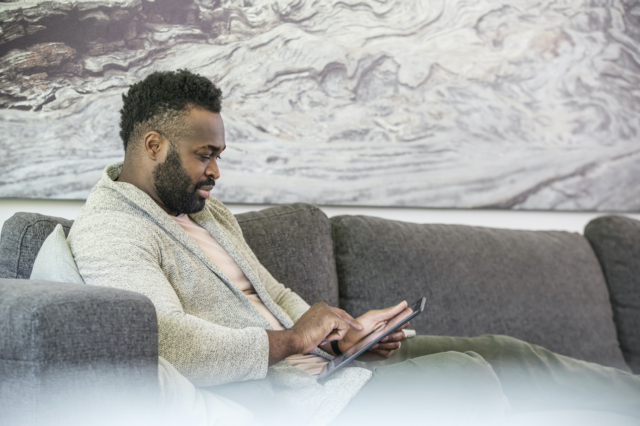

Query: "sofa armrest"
<box><xmin>0</xmin><ymin>279</ymin><xmax>159</xmax><ymax>423</ymax></box>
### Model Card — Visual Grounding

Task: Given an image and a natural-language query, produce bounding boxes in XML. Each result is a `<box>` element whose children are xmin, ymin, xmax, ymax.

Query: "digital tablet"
<box><xmin>317</xmin><ymin>297</ymin><xmax>426</xmax><ymax>384</ymax></box>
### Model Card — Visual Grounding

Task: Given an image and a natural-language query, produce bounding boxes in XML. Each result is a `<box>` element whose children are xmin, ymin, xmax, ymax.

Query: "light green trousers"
<box><xmin>334</xmin><ymin>335</ymin><xmax>640</xmax><ymax>424</ymax></box>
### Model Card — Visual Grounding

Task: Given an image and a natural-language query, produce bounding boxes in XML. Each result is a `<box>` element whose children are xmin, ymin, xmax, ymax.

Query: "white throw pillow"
<box><xmin>30</xmin><ymin>224</ymin><xmax>84</xmax><ymax>284</ymax></box>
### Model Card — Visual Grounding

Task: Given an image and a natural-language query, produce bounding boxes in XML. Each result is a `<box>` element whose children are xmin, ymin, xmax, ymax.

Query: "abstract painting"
<box><xmin>1</xmin><ymin>0</ymin><xmax>639</xmax><ymax>210</ymax></box>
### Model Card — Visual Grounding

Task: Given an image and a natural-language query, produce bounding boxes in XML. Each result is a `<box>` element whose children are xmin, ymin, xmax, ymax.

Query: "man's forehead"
<box><xmin>186</xmin><ymin>109</ymin><xmax>224</xmax><ymax>132</ymax></box>
<box><xmin>182</xmin><ymin>108</ymin><xmax>225</xmax><ymax>147</ymax></box>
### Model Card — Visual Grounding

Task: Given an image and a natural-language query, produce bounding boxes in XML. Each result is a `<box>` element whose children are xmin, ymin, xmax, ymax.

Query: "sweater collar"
<box><xmin>98</xmin><ymin>162</ymin><xmax>281</xmax><ymax>328</ymax></box>
<box><xmin>99</xmin><ymin>163</ymin><xmax>245</xmax><ymax>294</ymax></box>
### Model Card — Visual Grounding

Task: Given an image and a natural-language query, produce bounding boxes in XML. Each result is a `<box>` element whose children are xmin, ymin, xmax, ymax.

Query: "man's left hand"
<box><xmin>365</xmin><ymin>326</ymin><xmax>408</xmax><ymax>359</ymax></box>
<box><xmin>320</xmin><ymin>301</ymin><xmax>410</xmax><ymax>360</ymax></box>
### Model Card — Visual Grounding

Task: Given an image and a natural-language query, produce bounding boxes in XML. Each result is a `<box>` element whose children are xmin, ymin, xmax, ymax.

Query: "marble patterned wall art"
<box><xmin>0</xmin><ymin>0</ymin><xmax>639</xmax><ymax>210</ymax></box>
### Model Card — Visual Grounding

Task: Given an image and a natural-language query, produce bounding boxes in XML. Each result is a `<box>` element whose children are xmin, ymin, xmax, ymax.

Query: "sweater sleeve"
<box><xmin>68</xmin><ymin>212</ymin><xmax>269</xmax><ymax>387</ymax></box>
<box><xmin>206</xmin><ymin>199</ymin><xmax>312</xmax><ymax>323</ymax></box>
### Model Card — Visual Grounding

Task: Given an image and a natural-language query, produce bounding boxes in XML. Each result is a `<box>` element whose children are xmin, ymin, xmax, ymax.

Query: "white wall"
<box><xmin>2</xmin><ymin>198</ymin><xmax>638</xmax><ymax>234</ymax></box>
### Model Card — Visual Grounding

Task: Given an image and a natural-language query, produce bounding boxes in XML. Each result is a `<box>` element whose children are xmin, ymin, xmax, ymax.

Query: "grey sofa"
<box><xmin>1</xmin><ymin>203</ymin><xmax>639</xmax><ymax>423</ymax></box>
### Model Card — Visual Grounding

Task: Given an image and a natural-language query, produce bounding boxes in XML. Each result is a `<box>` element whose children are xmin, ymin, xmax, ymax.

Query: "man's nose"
<box><xmin>206</xmin><ymin>163</ymin><xmax>220</xmax><ymax>180</ymax></box>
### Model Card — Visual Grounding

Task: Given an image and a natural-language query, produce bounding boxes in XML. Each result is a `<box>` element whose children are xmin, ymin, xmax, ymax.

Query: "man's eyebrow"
<box><xmin>198</xmin><ymin>144</ymin><xmax>226</xmax><ymax>152</ymax></box>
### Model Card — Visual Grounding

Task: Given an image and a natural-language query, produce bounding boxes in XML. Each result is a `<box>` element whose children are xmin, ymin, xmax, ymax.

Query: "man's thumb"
<box><xmin>377</xmin><ymin>300</ymin><xmax>408</xmax><ymax>320</ymax></box>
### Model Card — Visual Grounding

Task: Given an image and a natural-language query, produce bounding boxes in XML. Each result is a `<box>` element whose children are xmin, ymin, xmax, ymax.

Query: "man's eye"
<box><xmin>200</xmin><ymin>155</ymin><xmax>211</xmax><ymax>160</ymax></box>
<box><xmin>216</xmin><ymin>156</ymin><xmax>222</xmax><ymax>160</ymax></box>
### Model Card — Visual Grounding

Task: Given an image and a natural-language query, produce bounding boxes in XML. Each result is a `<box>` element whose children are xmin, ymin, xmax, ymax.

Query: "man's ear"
<box><xmin>143</xmin><ymin>131</ymin><xmax>166</xmax><ymax>161</ymax></box>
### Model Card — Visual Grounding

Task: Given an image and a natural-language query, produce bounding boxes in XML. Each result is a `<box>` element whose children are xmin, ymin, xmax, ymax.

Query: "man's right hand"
<box><xmin>266</xmin><ymin>302</ymin><xmax>363</xmax><ymax>365</ymax></box>
<box><xmin>291</xmin><ymin>302</ymin><xmax>363</xmax><ymax>354</ymax></box>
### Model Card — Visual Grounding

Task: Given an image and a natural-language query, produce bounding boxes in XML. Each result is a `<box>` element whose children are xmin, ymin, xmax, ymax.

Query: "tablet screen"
<box><xmin>317</xmin><ymin>297</ymin><xmax>425</xmax><ymax>383</ymax></box>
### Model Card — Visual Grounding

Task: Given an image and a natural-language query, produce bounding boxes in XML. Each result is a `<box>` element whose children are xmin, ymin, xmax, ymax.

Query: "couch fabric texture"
<box><xmin>0</xmin><ymin>206</ymin><xmax>339</xmax><ymax>308</ymax></box>
<box><xmin>0</xmin><ymin>205</ymin><xmax>635</xmax><ymax>400</ymax></box>
<box><xmin>0</xmin><ymin>213</ymin><xmax>74</xmax><ymax>280</ymax></box>
<box><xmin>331</xmin><ymin>215</ymin><xmax>629</xmax><ymax>371</ymax></box>
<box><xmin>585</xmin><ymin>216</ymin><xmax>640</xmax><ymax>373</ymax></box>
<box><xmin>0</xmin><ymin>279</ymin><xmax>158</xmax><ymax>422</ymax></box>
<box><xmin>235</xmin><ymin>203</ymin><xmax>339</xmax><ymax>307</ymax></box>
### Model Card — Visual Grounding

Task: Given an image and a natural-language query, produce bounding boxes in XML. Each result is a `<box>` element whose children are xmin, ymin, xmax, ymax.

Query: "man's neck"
<box><xmin>117</xmin><ymin>160</ymin><xmax>178</xmax><ymax>216</ymax></box>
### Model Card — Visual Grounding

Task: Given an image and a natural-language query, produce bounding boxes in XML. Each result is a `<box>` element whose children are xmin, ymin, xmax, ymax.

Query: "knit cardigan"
<box><xmin>68</xmin><ymin>162</ymin><xmax>371</xmax><ymax>426</ymax></box>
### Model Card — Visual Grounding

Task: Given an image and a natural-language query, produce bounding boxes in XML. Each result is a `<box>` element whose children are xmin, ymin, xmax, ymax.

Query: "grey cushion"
<box><xmin>0</xmin><ymin>213</ymin><xmax>73</xmax><ymax>279</ymax></box>
<box><xmin>236</xmin><ymin>203</ymin><xmax>339</xmax><ymax>307</ymax></box>
<box><xmin>0</xmin><ymin>205</ymin><xmax>340</xmax><ymax>307</ymax></box>
<box><xmin>331</xmin><ymin>215</ymin><xmax>629</xmax><ymax>371</ymax></box>
<box><xmin>585</xmin><ymin>216</ymin><xmax>640</xmax><ymax>373</ymax></box>
<box><xmin>0</xmin><ymin>278</ymin><xmax>159</xmax><ymax>424</ymax></box>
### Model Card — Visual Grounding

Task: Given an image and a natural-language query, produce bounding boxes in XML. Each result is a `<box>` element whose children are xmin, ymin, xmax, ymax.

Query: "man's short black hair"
<box><xmin>119</xmin><ymin>69</ymin><xmax>223</xmax><ymax>151</ymax></box>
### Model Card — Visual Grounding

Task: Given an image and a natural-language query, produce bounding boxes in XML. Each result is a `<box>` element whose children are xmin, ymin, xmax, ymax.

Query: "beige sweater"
<box><xmin>170</xmin><ymin>212</ymin><xmax>328</xmax><ymax>375</ymax></box>
<box><xmin>68</xmin><ymin>162</ymin><xmax>371</xmax><ymax>426</ymax></box>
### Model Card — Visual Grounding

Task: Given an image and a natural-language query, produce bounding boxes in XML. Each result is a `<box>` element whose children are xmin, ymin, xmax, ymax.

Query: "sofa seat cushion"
<box><xmin>235</xmin><ymin>203</ymin><xmax>339</xmax><ymax>306</ymax></box>
<box><xmin>585</xmin><ymin>215</ymin><xmax>640</xmax><ymax>373</ymax></box>
<box><xmin>331</xmin><ymin>215</ymin><xmax>628</xmax><ymax>371</ymax></box>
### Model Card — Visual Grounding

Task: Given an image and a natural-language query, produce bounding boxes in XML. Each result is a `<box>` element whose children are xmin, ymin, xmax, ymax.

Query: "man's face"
<box><xmin>152</xmin><ymin>109</ymin><xmax>226</xmax><ymax>215</ymax></box>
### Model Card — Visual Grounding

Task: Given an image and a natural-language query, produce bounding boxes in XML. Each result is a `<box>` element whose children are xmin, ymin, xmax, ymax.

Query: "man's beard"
<box><xmin>153</xmin><ymin>145</ymin><xmax>214</xmax><ymax>215</ymax></box>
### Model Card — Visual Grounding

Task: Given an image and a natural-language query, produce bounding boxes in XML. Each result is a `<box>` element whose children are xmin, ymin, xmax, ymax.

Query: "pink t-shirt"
<box><xmin>171</xmin><ymin>214</ymin><xmax>328</xmax><ymax>375</ymax></box>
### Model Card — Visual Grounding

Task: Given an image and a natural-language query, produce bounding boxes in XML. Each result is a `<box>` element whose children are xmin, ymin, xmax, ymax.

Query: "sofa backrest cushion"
<box><xmin>1</xmin><ymin>203</ymin><xmax>338</xmax><ymax>307</ymax></box>
<box><xmin>331</xmin><ymin>215</ymin><xmax>629</xmax><ymax>371</ymax></box>
<box><xmin>584</xmin><ymin>215</ymin><xmax>640</xmax><ymax>373</ymax></box>
<box><xmin>0</xmin><ymin>213</ymin><xmax>74</xmax><ymax>279</ymax></box>
<box><xmin>235</xmin><ymin>203</ymin><xmax>339</xmax><ymax>307</ymax></box>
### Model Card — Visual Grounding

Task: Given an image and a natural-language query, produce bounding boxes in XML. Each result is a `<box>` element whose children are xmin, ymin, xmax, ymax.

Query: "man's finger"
<box><xmin>326</xmin><ymin>316</ymin><xmax>354</xmax><ymax>341</ymax></box>
<box><xmin>342</xmin><ymin>316</ymin><xmax>363</xmax><ymax>331</ymax></box>
<box><xmin>331</xmin><ymin>307</ymin><xmax>363</xmax><ymax>331</ymax></box>
<box><xmin>373</xmin><ymin>342</ymin><xmax>401</xmax><ymax>351</ymax></box>
<box><xmin>325</xmin><ymin>329</ymin><xmax>343</xmax><ymax>342</ymax></box>
<box><xmin>370</xmin><ymin>301</ymin><xmax>409</xmax><ymax>322</ymax></box>
<box><xmin>381</xmin><ymin>331</ymin><xmax>406</xmax><ymax>343</ymax></box>
<box><xmin>331</xmin><ymin>307</ymin><xmax>355</xmax><ymax>321</ymax></box>
<box><xmin>374</xmin><ymin>349</ymin><xmax>394</xmax><ymax>358</ymax></box>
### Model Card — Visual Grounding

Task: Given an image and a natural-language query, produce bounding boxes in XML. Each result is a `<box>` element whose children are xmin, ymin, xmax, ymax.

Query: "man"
<box><xmin>69</xmin><ymin>70</ymin><xmax>640</xmax><ymax>425</ymax></box>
